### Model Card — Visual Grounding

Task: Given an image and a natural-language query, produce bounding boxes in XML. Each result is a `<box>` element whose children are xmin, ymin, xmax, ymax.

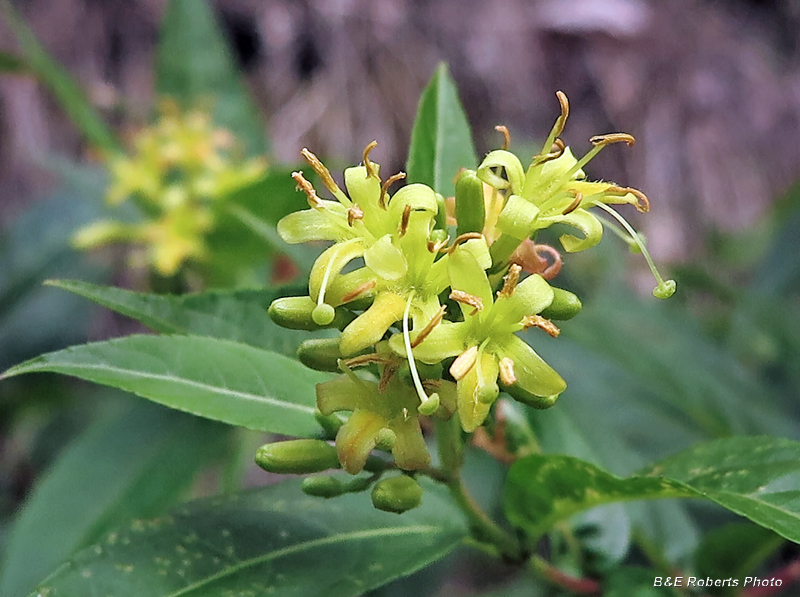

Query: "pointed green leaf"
<box><xmin>0</xmin><ymin>401</ymin><xmax>230</xmax><ymax>597</ymax></box>
<box><xmin>1</xmin><ymin>335</ymin><xmax>328</xmax><ymax>436</ymax></box>
<box><xmin>406</xmin><ymin>63</ymin><xmax>477</xmax><ymax>197</ymax></box>
<box><xmin>0</xmin><ymin>1</ymin><xmax>119</xmax><ymax>153</ymax></box>
<box><xmin>29</xmin><ymin>478</ymin><xmax>466</xmax><ymax>596</ymax></box>
<box><xmin>46</xmin><ymin>279</ymin><xmax>324</xmax><ymax>356</ymax></box>
<box><xmin>506</xmin><ymin>436</ymin><xmax>800</xmax><ymax>544</ymax></box>
<box><xmin>155</xmin><ymin>0</ymin><xmax>265</xmax><ymax>155</ymax></box>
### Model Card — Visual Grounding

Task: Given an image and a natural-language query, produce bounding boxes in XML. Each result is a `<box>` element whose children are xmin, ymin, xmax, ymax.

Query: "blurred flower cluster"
<box><xmin>74</xmin><ymin>101</ymin><xmax>266</xmax><ymax>277</ymax></box>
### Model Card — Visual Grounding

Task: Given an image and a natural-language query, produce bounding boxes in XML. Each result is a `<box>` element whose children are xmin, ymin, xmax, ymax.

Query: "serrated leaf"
<box><xmin>155</xmin><ymin>0</ymin><xmax>265</xmax><ymax>156</ymax></box>
<box><xmin>506</xmin><ymin>436</ymin><xmax>800</xmax><ymax>544</ymax></box>
<box><xmin>29</xmin><ymin>478</ymin><xmax>466</xmax><ymax>597</ymax></box>
<box><xmin>0</xmin><ymin>401</ymin><xmax>230</xmax><ymax>597</ymax></box>
<box><xmin>1</xmin><ymin>335</ymin><xmax>328</xmax><ymax>436</ymax></box>
<box><xmin>0</xmin><ymin>1</ymin><xmax>119</xmax><ymax>152</ymax></box>
<box><xmin>406</xmin><ymin>63</ymin><xmax>477</xmax><ymax>197</ymax></box>
<box><xmin>47</xmin><ymin>279</ymin><xmax>322</xmax><ymax>357</ymax></box>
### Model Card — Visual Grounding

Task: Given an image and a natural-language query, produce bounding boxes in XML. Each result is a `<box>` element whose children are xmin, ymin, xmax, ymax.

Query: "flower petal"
<box><xmin>309</xmin><ymin>238</ymin><xmax>366</xmax><ymax>302</ymax></box>
<box><xmin>389</xmin><ymin>321</ymin><xmax>467</xmax><ymax>364</ymax></box>
<box><xmin>499</xmin><ymin>273</ymin><xmax>555</xmax><ymax>324</ymax></box>
<box><xmin>336</xmin><ymin>409</ymin><xmax>386</xmax><ymax>474</ymax></box>
<box><xmin>499</xmin><ymin>335</ymin><xmax>566</xmax><ymax>403</ymax></box>
<box><xmin>478</xmin><ymin>150</ymin><xmax>525</xmax><ymax>196</ymax></box>
<box><xmin>277</xmin><ymin>204</ymin><xmax>346</xmax><ymax>244</ymax></box>
<box><xmin>497</xmin><ymin>194</ymin><xmax>540</xmax><ymax>240</ymax></box>
<box><xmin>388</xmin><ymin>415</ymin><xmax>430</xmax><ymax>471</ymax></box>
<box><xmin>448</xmin><ymin>244</ymin><xmax>493</xmax><ymax>314</ymax></box>
<box><xmin>316</xmin><ymin>375</ymin><xmax>375</xmax><ymax>416</ymax></box>
<box><xmin>364</xmin><ymin>234</ymin><xmax>407</xmax><ymax>281</ymax></box>
<box><xmin>457</xmin><ymin>351</ymin><xmax>499</xmax><ymax>432</ymax></box>
<box><xmin>340</xmin><ymin>292</ymin><xmax>407</xmax><ymax>356</ymax></box>
<box><xmin>537</xmin><ymin>208</ymin><xmax>603</xmax><ymax>253</ymax></box>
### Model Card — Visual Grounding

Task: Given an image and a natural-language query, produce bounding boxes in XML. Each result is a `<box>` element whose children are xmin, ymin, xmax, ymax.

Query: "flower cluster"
<box><xmin>266</xmin><ymin>92</ymin><xmax>675</xmax><ymax>478</ymax></box>
<box><xmin>73</xmin><ymin>101</ymin><xmax>266</xmax><ymax>277</ymax></box>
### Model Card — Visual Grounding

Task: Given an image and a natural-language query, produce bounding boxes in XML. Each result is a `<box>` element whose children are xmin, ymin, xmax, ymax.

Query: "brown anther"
<box><xmin>555</xmin><ymin>91</ymin><xmax>570</xmax><ymax>136</ymax></box>
<box><xmin>362</xmin><ymin>140</ymin><xmax>379</xmax><ymax>179</ymax></box>
<box><xmin>344</xmin><ymin>353</ymin><xmax>389</xmax><ymax>368</ymax></box>
<box><xmin>379</xmin><ymin>172</ymin><xmax>406</xmax><ymax>209</ymax></box>
<box><xmin>497</xmin><ymin>264</ymin><xmax>522</xmax><ymax>299</ymax></box>
<box><xmin>535</xmin><ymin>245</ymin><xmax>563</xmax><ymax>279</ymax></box>
<box><xmin>340</xmin><ymin>279</ymin><xmax>376</xmax><ymax>303</ymax></box>
<box><xmin>347</xmin><ymin>205</ymin><xmax>364</xmax><ymax>226</ymax></box>
<box><xmin>607</xmin><ymin>185</ymin><xmax>650</xmax><ymax>213</ymax></box>
<box><xmin>495</xmin><ymin>125</ymin><xmax>511</xmax><ymax>150</ymax></box>
<box><xmin>300</xmin><ymin>148</ymin><xmax>343</xmax><ymax>196</ymax></box>
<box><xmin>421</xmin><ymin>378</ymin><xmax>442</xmax><ymax>393</ymax></box>
<box><xmin>427</xmin><ymin>236</ymin><xmax>450</xmax><ymax>253</ymax></box>
<box><xmin>533</xmin><ymin>138</ymin><xmax>566</xmax><ymax>166</ymax></box>
<box><xmin>499</xmin><ymin>357</ymin><xmax>517</xmax><ymax>386</ymax></box>
<box><xmin>446</xmin><ymin>232</ymin><xmax>484</xmax><ymax>254</ymax></box>
<box><xmin>522</xmin><ymin>314</ymin><xmax>561</xmax><ymax>337</ymax></box>
<box><xmin>511</xmin><ymin>241</ymin><xmax>563</xmax><ymax>280</ymax></box>
<box><xmin>379</xmin><ymin>362</ymin><xmax>400</xmax><ymax>393</ymax></box>
<box><xmin>291</xmin><ymin>171</ymin><xmax>321</xmax><ymax>207</ymax></box>
<box><xmin>562</xmin><ymin>192</ymin><xmax>583</xmax><ymax>215</ymax></box>
<box><xmin>450</xmin><ymin>346</ymin><xmax>478</xmax><ymax>381</ymax></box>
<box><xmin>399</xmin><ymin>204</ymin><xmax>412</xmax><ymax>236</ymax></box>
<box><xmin>411</xmin><ymin>305</ymin><xmax>447</xmax><ymax>348</ymax></box>
<box><xmin>589</xmin><ymin>133</ymin><xmax>635</xmax><ymax>147</ymax></box>
<box><xmin>450</xmin><ymin>290</ymin><xmax>483</xmax><ymax>315</ymax></box>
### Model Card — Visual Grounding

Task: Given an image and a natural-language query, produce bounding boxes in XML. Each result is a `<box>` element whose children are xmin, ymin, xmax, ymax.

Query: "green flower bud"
<box><xmin>297</xmin><ymin>338</ymin><xmax>345</xmax><ymax>372</ymax></box>
<box><xmin>500</xmin><ymin>383</ymin><xmax>559</xmax><ymax>410</ymax></box>
<box><xmin>255</xmin><ymin>439</ymin><xmax>341</xmax><ymax>474</ymax></box>
<box><xmin>371</xmin><ymin>475</ymin><xmax>423</xmax><ymax>513</ymax></box>
<box><xmin>301</xmin><ymin>475</ymin><xmax>346</xmax><ymax>498</ymax></box>
<box><xmin>455</xmin><ymin>170</ymin><xmax>486</xmax><ymax>236</ymax></box>
<box><xmin>268</xmin><ymin>296</ymin><xmax>352</xmax><ymax>331</ymax></box>
<box><xmin>315</xmin><ymin>411</ymin><xmax>344</xmax><ymax>439</ymax></box>
<box><xmin>539</xmin><ymin>287</ymin><xmax>582</xmax><ymax>321</ymax></box>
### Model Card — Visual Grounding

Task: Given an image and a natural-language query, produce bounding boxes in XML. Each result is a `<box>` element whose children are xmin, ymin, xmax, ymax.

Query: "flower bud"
<box><xmin>268</xmin><ymin>296</ymin><xmax>351</xmax><ymax>330</ymax></box>
<box><xmin>455</xmin><ymin>170</ymin><xmax>486</xmax><ymax>236</ymax></box>
<box><xmin>500</xmin><ymin>383</ymin><xmax>559</xmax><ymax>410</ymax></box>
<box><xmin>301</xmin><ymin>475</ymin><xmax>346</xmax><ymax>498</ymax></box>
<box><xmin>255</xmin><ymin>439</ymin><xmax>341</xmax><ymax>474</ymax></box>
<box><xmin>371</xmin><ymin>475</ymin><xmax>423</xmax><ymax>513</ymax></box>
<box><xmin>297</xmin><ymin>338</ymin><xmax>344</xmax><ymax>372</ymax></box>
<box><xmin>539</xmin><ymin>287</ymin><xmax>582</xmax><ymax>321</ymax></box>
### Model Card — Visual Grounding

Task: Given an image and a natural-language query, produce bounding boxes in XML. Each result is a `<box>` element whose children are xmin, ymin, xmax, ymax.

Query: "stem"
<box><xmin>529</xmin><ymin>555</ymin><xmax>601</xmax><ymax>595</ymax></box>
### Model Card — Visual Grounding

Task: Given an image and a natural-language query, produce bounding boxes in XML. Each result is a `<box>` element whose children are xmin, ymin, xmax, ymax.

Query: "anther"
<box><xmin>499</xmin><ymin>357</ymin><xmax>517</xmax><ymax>386</ymax></box>
<box><xmin>608</xmin><ymin>185</ymin><xmax>650</xmax><ymax>213</ymax></box>
<box><xmin>495</xmin><ymin>125</ymin><xmax>511</xmax><ymax>150</ymax></box>
<box><xmin>555</xmin><ymin>91</ymin><xmax>570</xmax><ymax>136</ymax></box>
<box><xmin>562</xmin><ymin>192</ymin><xmax>583</xmax><ymax>215</ymax></box>
<box><xmin>450</xmin><ymin>346</ymin><xmax>478</xmax><ymax>381</ymax></box>
<box><xmin>533</xmin><ymin>138</ymin><xmax>566</xmax><ymax>166</ymax></box>
<box><xmin>347</xmin><ymin>205</ymin><xmax>364</xmax><ymax>226</ymax></box>
<box><xmin>291</xmin><ymin>171</ymin><xmax>321</xmax><ymax>207</ymax></box>
<box><xmin>522</xmin><ymin>315</ymin><xmax>561</xmax><ymax>337</ymax></box>
<box><xmin>362</xmin><ymin>140</ymin><xmax>379</xmax><ymax>180</ymax></box>
<box><xmin>446</xmin><ymin>232</ymin><xmax>484</xmax><ymax>254</ymax></box>
<box><xmin>400</xmin><ymin>204</ymin><xmax>412</xmax><ymax>236</ymax></box>
<box><xmin>344</xmin><ymin>353</ymin><xmax>389</xmax><ymax>368</ymax></box>
<box><xmin>497</xmin><ymin>264</ymin><xmax>522</xmax><ymax>299</ymax></box>
<box><xmin>340</xmin><ymin>279</ymin><xmax>376</xmax><ymax>303</ymax></box>
<box><xmin>427</xmin><ymin>236</ymin><xmax>450</xmax><ymax>253</ymax></box>
<box><xmin>411</xmin><ymin>305</ymin><xmax>447</xmax><ymax>348</ymax></box>
<box><xmin>378</xmin><ymin>362</ymin><xmax>399</xmax><ymax>393</ymax></box>
<box><xmin>379</xmin><ymin>172</ymin><xmax>406</xmax><ymax>209</ymax></box>
<box><xmin>450</xmin><ymin>290</ymin><xmax>483</xmax><ymax>315</ymax></box>
<box><xmin>589</xmin><ymin>133</ymin><xmax>635</xmax><ymax>147</ymax></box>
<box><xmin>301</xmin><ymin>148</ymin><xmax>344</xmax><ymax>197</ymax></box>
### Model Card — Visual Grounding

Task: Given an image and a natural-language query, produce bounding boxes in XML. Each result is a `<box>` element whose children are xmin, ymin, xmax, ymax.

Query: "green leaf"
<box><xmin>46</xmin><ymin>279</ymin><xmax>324</xmax><ymax>357</ymax></box>
<box><xmin>505</xmin><ymin>436</ymin><xmax>800</xmax><ymax>544</ymax></box>
<box><xmin>604</xmin><ymin>567</ymin><xmax>675</xmax><ymax>597</ymax></box>
<box><xmin>1</xmin><ymin>335</ymin><xmax>329</xmax><ymax>437</ymax></box>
<box><xmin>155</xmin><ymin>0</ymin><xmax>266</xmax><ymax>156</ymax></box>
<box><xmin>406</xmin><ymin>63</ymin><xmax>477</xmax><ymax>197</ymax></box>
<box><xmin>695</xmin><ymin>523</ymin><xmax>783</xmax><ymax>584</ymax></box>
<box><xmin>0</xmin><ymin>401</ymin><xmax>230</xmax><ymax>597</ymax></box>
<box><xmin>29</xmin><ymin>478</ymin><xmax>466</xmax><ymax>596</ymax></box>
<box><xmin>0</xmin><ymin>1</ymin><xmax>119</xmax><ymax>153</ymax></box>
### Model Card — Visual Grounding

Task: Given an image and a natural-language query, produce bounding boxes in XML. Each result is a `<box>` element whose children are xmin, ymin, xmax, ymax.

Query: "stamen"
<box><xmin>427</xmin><ymin>235</ymin><xmax>450</xmax><ymax>253</ymax></box>
<box><xmin>495</xmin><ymin>125</ymin><xmax>511</xmax><ymax>150</ymax></box>
<box><xmin>521</xmin><ymin>315</ymin><xmax>560</xmax><ymax>337</ymax></box>
<box><xmin>344</xmin><ymin>353</ymin><xmax>389</xmax><ymax>368</ymax></box>
<box><xmin>411</xmin><ymin>305</ymin><xmax>447</xmax><ymax>348</ymax></box>
<box><xmin>362</xmin><ymin>140</ymin><xmax>379</xmax><ymax>180</ymax></box>
<box><xmin>337</xmin><ymin>359</ymin><xmax>372</xmax><ymax>391</ymax></box>
<box><xmin>379</xmin><ymin>172</ymin><xmax>406</xmax><ymax>209</ymax></box>
<box><xmin>399</xmin><ymin>204</ymin><xmax>412</xmax><ymax>236</ymax></box>
<box><xmin>402</xmin><ymin>291</ymin><xmax>440</xmax><ymax>415</ymax></box>
<box><xmin>590</xmin><ymin>201</ymin><xmax>675</xmax><ymax>298</ymax></box>
<box><xmin>291</xmin><ymin>171</ymin><xmax>321</xmax><ymax>207</ymax></box>
<box><xmin>590</xmin><ymin>133</ymin><xmax>635</xmax><ymax>147</ymax></box>
<box><xmin>534</xmin><ymin>91</ymin><xmax>570</xmax><ymax>162</ymax></box>
<box><xmin>607</xmin><ymin>185</ymin><xmax>650</xmax><ymax>213</ymax></box>
<box><xmin>446</xmin><ymin>232</ymin><xmax>484</xmax><ymax>254</ymax></box>
<box><xmin>340</xmin><ymin>279</ymin><xmax>376</xmax><ymax>303</ymax></box>
<box><xmin>562</xmin><ymin>192</ymin><xmax>583</xmax><ymax>215</ymax></box>
<box><xmin>535</xmin><ymin>244</ymin><xmax>562</xmax><ymax>280</ymax></box>
<box><xmin>346</xmin><ymin>205</ymin><xmax>364</xmax><ymax>227</ymax></box>
<box><xmin>499</xmin><ymin>357</ymin><xmax>517</xmax><ymax>386</ymax></box>
<box><xmin>450</xmin><ymin>290</ymin><xmax>483</xmax><ymax>315</ymax></box>
<box><xmin>450</xmin><ymin>346</ymin><xmax>478</xmax><ymax>381</ymax></box>
<box><xmin>533</xmin><ymin>138</ymin><xmax>567</xmax><ymax>166</ymax></box>
<box><xmin>497</xmin><ymin>264</ymin><xmax>522</xmax><ymax>299</ymax></box>
<box><xmin>300</xmin><ymin>148</ymin><xmax>350</xmax><ymax>204</ymax></box>
<box><xmin>378</xmin><ymin>361</ymin><xmax>399</xmax><ymax>393</ymax></box>
<box><xmin>312</xmin><ymin>243</ymin><xmax>341</xmax><ymax>325</ymax></box>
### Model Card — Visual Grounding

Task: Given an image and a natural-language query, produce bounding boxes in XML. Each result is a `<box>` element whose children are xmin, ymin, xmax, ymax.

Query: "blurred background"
<box><xmin>4</xmin><ymin>0</ymin><xmax>800</xmax><ymax>595</ymax></box>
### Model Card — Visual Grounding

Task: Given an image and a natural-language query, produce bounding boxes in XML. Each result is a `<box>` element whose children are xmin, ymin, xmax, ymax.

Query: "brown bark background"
<box><xmin>2</xmin><ymin>0</ymin><xmax>800</xmax><ymax>263</ymax></box>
